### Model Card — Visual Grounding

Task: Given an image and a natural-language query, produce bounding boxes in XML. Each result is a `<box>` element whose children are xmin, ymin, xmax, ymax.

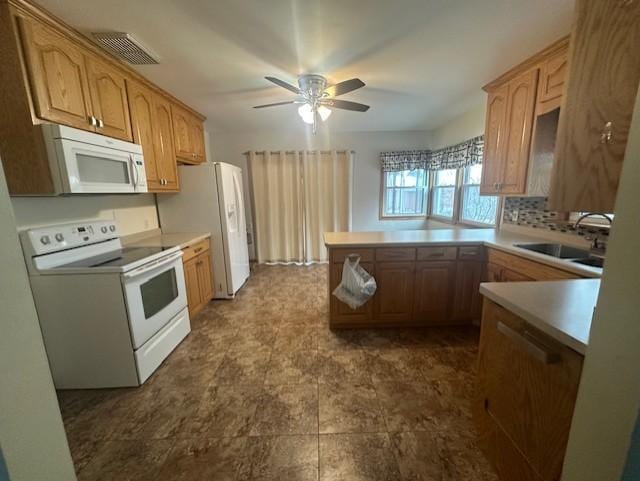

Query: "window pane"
<box><xmin>382</xmin><ymin>169</ymin><xmax>428</xmax><ymax>216</ymax></box>
<box><xmin>432</xmin><ymin>186</ymin><xmax>455</xmax><ymax>218</ymax></box>
<box><xmin>461</xmin><ymin>185</ymin><xmax>498</xmax><ymax>225</ymax></box>
<box><xmin>434</xmin><ymin>169</ymin><xmax>456</xmax><ymax>187</ymax></box>
<box><xmin>464</xmin><ymin>164</ymin><xmax>483</xmax><ymax>184</ymax></box>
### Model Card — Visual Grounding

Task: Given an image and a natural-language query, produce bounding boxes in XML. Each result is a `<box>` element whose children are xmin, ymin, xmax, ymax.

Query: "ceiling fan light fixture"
<box><xmin>297</xmin><ymin>104</ymin><xmax>314</xmax><ymax>124</ymax></box>
<box><xmin>318</xmin><ymin>105</ymin><xmax>332</xmax><ymax>121</ymax></box>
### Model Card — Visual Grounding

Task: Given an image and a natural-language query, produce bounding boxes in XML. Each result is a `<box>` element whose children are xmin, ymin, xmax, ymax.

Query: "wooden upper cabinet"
<box><xmin>171</xmin><ymin>104</ymin><xmax>196</xmax><ymax>161</ymax></box>
<box><xmin>127</xmin><ymin>80</ymin><xmax>159</xmax><ymax>187</ymax></box>
<box><xmin>18</xmin><ymin>17</ymin><xmax>93</xmax><ymax>130</ymax></box>
<box><xmin>500</xmin><ymin>69</ymin><xmax>539</xmax><ymax>194</ymax></box>
<box><xmin>85</xmin><ymin>57</ymin><xmax>132</xmax><ymax>141</ymax></box>
<box><xmin>549</xmin><ymin>0</ymin><xmax>640</xmax><ymax>212</ymax></box>
<box><xmin>153</xmin><ymin>94</ymin><xmax>179</xmax><ymax>190</ymax></box>
<box><xmin>192</xmin><ymin>119</ymin><xmax>206</xmax><ymax>163</ymax></box>
<box><xmin>171</xmin><ymin>103</ymin><xmax>206</xmax><ymax>164</ymax></box>
<box><xmin>536</xmin><ymin>45</ymin><xmax>568</xmax><ymax>115</ymax></box>
<box><xmin>480</xmin><ymin>85</ymin><xmax>508</xmax><ymax>194</ymax></box>
<box><xmin>127</xmin><ymin>80</ymin><xmax>179</xmax><ymax>192</ymax></box>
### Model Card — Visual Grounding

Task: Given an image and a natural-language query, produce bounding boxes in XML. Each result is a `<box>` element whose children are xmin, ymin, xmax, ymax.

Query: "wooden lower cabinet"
<box><xmin>451</xmin><ymin>261</ymin><xmax>483</xmax><ymax>322</ymax></box>
<box><xmin>328</xmin><ymin>245</ymin><xmax>482</xmax><ymax>327</ymax></box>
<box><xmin>475</xmin><ymin>300</ymin><xmax>583</xmax><ymax>481</ymax></box>
<box><xmin>183</xmin><ymin>241</ymin><xmax>214</xmax><ymax>317</ymax></box>
<box><xmin>412</xmin><ymin>261</ymin><xmax>455</xmax><ymax>323</ymax></box>
<box><xmin>329</xmin><ymin>261</ymin><xmax>375</xmax><ymax>324</ymax></box>
<box><xmin>374</xmin><ymin>262</ymin><xmax>415</xmax><ymax>322</ymax></box>
<box><xmin>486</xmin><ymin>248</ymin><xmax>579</xmax><ymax>281</ymax></box>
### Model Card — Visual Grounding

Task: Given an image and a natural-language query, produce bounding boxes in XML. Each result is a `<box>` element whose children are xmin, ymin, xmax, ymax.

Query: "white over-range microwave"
<box><xmin>41</xmin><ymin>124</ymin><xmax>147</xmax><ymax>194</ymax></box>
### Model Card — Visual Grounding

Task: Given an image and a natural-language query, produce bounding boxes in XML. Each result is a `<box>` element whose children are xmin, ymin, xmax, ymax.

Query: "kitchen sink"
<box><xmin>514</xmin><ymin>243</ymin><xmax>590</xmax><ymax>259</ymax></box>
<box><xmin>571</xmin><ymin>257</ymin><xmax>605</xmax><ymax>268</ymax></box>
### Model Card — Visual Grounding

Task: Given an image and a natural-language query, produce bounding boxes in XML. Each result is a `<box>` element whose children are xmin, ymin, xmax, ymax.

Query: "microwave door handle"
<box><xmin>122</xmin><ymin>251</ymin><xmax>183</xmax><ymax>279</ymax></box>
<box><xmin>130</xmin><ymin>154</ymin><xmax>139</xmax><ymax>189</ymax></box>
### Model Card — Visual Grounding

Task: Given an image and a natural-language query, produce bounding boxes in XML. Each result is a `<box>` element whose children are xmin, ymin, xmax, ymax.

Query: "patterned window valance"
<box><xmin>428</xmin><ymin>135</ymin><xmax>484</xmax><ymax>170</ymax></box>
<box><xmin>380</xmin><ymin>136</ymin><xmax>484</xmax><ymax>172</ymax></box>
<box><xmin>380</xmin><ymin>150</ymin><xmax>430</xmax><ymax>172</ymax></box>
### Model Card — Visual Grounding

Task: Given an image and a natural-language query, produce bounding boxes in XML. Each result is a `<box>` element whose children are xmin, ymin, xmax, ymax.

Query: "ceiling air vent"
<box><xmin>91</xmin><ymin>32</ymin><xmax>159</xmax><ymax>65</ymax></box>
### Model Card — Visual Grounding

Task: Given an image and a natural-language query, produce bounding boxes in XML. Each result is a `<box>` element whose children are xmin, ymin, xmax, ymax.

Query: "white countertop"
<box><xmin>127</xmin><ymin>231</ymin><xmax>211</xmax><ymax>250</ymax></box>
<box><xmin>323</xmin><ymin>229</ymin><xmax>602</xmax><ymax>278</ymax></box>
<box><xmin>479</xmin><ymin>279</ymin><xmax>600</xmax><ymax>355</ymax></box>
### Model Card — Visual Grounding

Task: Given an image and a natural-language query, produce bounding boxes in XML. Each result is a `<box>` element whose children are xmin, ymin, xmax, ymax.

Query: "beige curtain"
<box><xmin>303</xmin><ymin>150</ymin><xmax>353</xmax><ymax>262</ymax></box>
<box><xmin>247</xmin><ymin>150</ymin><xmax>352</xmax><ymax>264</ymax></box>
<box><xmin>248</xmin><ymin>151</ymin><xmax>304</xmax><ymax>263</ymax></box>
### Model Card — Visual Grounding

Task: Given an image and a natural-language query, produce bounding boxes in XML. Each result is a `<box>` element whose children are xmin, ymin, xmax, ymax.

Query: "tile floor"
<box><xmin>58</xmin><ymin>264</ymin><xmax>498</xmax><ymax>481</ymax></box>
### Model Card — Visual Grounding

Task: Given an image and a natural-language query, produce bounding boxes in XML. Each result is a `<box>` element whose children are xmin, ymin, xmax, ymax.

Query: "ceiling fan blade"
<box><xmin>321</xmin><ymin>99</ymin><xmax>370</xmax><ymax>112</ymax></box>
<box><xmin>253</xmin><ymin>100</ymin><xmax>296</xmax><ymax>109</ymax></box>
<box><xmin>324</xmin><ymin>78</ymin><xmax>365</xmax><ymax>97</ymax></box>
<box><xmin>264</xmin><ymin>76</ymin><xmax>300</xmax><ymax>94</ymax></box>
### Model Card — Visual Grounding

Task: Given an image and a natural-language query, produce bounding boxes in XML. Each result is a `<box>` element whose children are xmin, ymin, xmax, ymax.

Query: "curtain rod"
<box><xmin>243</xmin><ymin>150</ymin><xmax>355</xmax><ymax>155</ymax></box>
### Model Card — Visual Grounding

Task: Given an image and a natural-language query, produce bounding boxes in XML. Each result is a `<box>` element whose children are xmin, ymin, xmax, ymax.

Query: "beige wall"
<box><xmin>562</xmin><ymin>88</ymin><xmax>640</xmax><ymax>480</ymax></box>
<box><xmin>0</xmin><ymin>165</ymin><xmax>77</xmax><ymax>481</ymax></box>
<box><xmin>11</xmin><ymin>193</ymin><xmax>158</xmax><ymax>236</ymax></box>
<box><xmin>429</xmin><ymin>102</ymin><xmax>486</xmax><ymax>150</ymax></box>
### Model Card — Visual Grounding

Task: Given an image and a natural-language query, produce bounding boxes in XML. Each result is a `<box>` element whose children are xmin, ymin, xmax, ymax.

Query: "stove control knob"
<box><xmin>101</xmin><ymin>226</ymin><xmax>108</xmax><ymax>234</ymax></box>
<box><xmin>40</xmin><ymin>235</ymin><xmax>51</xmax><ymax>245</ymax></box>
<box><xmin>55</xmin><ymin>233</ymin><xmax>64</xmax><ymax>242</ymax></box>
<box><xmin>109</xmin><ymin>225</ymin><xmax>116</xmax><ymax>232</ymax></box>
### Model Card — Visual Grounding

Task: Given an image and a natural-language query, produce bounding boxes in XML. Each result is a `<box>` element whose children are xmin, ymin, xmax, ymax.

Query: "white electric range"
<box><xmin>21</xmin><ymin>220</ymin><xmax>191</xmax><ymax>389</ymax></box>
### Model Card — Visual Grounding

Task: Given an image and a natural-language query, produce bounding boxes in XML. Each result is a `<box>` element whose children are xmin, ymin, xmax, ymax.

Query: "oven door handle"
<box><xmin>122</xmin><ymin>251</ymin><xmax>183</xmax><ymax>279</ymax></box>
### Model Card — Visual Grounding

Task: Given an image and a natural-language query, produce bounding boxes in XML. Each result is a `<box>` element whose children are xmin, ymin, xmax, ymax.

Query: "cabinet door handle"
<box><xmin>194</xmin><ymin>247</ymin><xmax>203</xmax><ymax>254</ymax></box>
<box><xmin>600</xmin><ymin>121</ymin><xmax>613</xmax><ymax>144</ymax></box>
<box><xmin>429</xmin><ymin>251</ymin><xmax>445</xmax><ymax>257</ymax></box>
<box><xmin>89</xmin><ymin>115</ymin><xmax>97</xmax><ymax>127</ymax></box>
<box><xmin>497</xmin><ymin>321</ymin><xmax>559</xmax><ymax>364</ymax></box>
<box><xmin>97</xmin><ymin>118</ymin><xmax>104</xmax><ymax>128</ymax></box>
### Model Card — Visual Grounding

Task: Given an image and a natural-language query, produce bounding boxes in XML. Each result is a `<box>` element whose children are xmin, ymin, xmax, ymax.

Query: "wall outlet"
<box><xmin>510</xmin><ymin>210</ymin><xmax>519</xmax><ymax>222</ymax></box>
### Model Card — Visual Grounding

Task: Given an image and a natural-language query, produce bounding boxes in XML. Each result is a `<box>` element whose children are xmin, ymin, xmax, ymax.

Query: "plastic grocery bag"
<box><xmin>332</xmin><ymin>254</ymin><xmax>377</xmax><ymax>310</ymax></box>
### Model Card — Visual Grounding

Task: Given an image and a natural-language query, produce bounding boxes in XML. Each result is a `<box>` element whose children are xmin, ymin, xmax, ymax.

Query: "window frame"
<box><xmin>428</xmin><ymin>165</ymin><xmax>501</xmax><ymax>227</ymax></box>
<box><xmin>379</xmin><ymin>168</ymin><xmax>430</xmax><ymax>220</ymax></box>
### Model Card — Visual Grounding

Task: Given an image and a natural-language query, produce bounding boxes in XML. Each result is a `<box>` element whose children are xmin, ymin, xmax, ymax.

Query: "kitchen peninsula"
<box><xmin>324</xmin><ymin>229</ymin><xmax>600</xmax><ymax>329</ymax></box>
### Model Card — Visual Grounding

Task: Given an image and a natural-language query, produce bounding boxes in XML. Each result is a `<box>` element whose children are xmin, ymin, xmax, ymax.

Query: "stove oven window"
<box><xmin>140</xmin><ymin>268</ymin><xmax>178</xmax><ymax>319</ymax></box>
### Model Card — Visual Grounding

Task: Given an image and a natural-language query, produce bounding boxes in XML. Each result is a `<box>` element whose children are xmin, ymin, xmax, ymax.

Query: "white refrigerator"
<box><xmin>157</xmin><ymin>162</ymin><xmax>250</xmax><ymax>298</ymax></box>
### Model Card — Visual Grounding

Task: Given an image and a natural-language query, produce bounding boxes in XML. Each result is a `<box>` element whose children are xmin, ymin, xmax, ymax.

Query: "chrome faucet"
<box><xmin>573</xmin><ymin>212</ymin><xmax>613</xmax><ymax>253</ymax></box>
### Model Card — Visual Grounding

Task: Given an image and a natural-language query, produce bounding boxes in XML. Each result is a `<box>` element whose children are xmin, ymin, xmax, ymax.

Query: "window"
<box><xmin>460</xmin><ymin>164</ymin><xmax>499</xmax><ymax>225</ymax></box>
<box><xmin>431</xmin><ymin>169</ymin><xmax>457</xmax><ymax>219</ymax></box>
<box><xmin>381</xmin><ymin>169</ymin><xmax>428</xmax><ymax>217</ymax></box>
<box><xmin>380</xmin><ymin>163</ymin><xmax>499</xmax><ymax>225</ymax></box>
<box><xmin>429</xmin><ymin>163</ymin><xmax>499</xmax><ymax>226</ymax></box>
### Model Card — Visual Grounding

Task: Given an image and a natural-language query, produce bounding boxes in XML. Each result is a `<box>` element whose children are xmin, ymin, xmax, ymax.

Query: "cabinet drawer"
<box><xmin>375</xmin><ymin>247</ymin><xmax>416</xmax><ymax>261</ymax></box>
<box><xmin>458</xmin><ymin>245</ymin><xmax>484</xmax><ymax>261</ymax></box>
<box><xmin>417</xmin><ymin>246</ymin><xmax>457</xmax><ymax>261</ymax></box>
<box><xmin>182</xmin><ymin>238</ymin><xmax>210</xmax><ymax>263</ymax></box>
<box><xmin>330</xmin><ymin>248</ymin><xmax>374</xmax><ymax>263</ymax></box>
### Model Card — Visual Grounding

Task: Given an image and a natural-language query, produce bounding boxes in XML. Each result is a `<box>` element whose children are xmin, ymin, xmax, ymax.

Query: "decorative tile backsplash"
<box><xmin>503</xmin><ymin>197</ymin><xmax>610</xmax><ymax>241</ymax></box>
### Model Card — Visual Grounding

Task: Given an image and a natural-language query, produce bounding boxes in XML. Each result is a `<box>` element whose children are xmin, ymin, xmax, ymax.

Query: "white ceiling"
<box><xmin>36</xmin><ymin>0</ymin><xmax>574</xmax><ymax>133</ymax></box>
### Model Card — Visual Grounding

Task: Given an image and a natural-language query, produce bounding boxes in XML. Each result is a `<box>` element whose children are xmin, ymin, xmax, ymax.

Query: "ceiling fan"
<box><xmin>253</xmin><ymin>74</ymin><xmax>370</xmax><ymax>133</ymax></box>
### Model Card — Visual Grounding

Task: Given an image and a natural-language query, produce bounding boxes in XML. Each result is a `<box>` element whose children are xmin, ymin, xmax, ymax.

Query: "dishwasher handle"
<box><xmin>497</xmin><ymin>321</ymin><xmax>560</xmax><ymax>365</ymax></box>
